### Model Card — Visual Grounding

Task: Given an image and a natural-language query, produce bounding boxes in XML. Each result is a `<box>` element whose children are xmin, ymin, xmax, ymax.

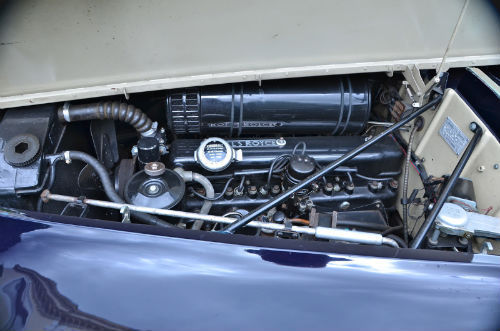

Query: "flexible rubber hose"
<box><xmin>58</xmin><ymin>102</ymin><xmax>154</xmax><ymax>135</ymax></box>
<box><xmin>63</xmin><ymin>151</ymin><xmax>174</xmax><ymax>227</ymax></box>
<box><xmin>402</xmin><ymin>125</ymin><xmax>418</xmax><ymax>244</ymax></box>
<box><xmin>386</xmin><ymin>234</ymin><xmax>408</xmax><ymax>248</ymax></box>
<box><xmin>175</xmin><ymin>168</ymin><xmax>214</xmax><ymax>230</ymax></box>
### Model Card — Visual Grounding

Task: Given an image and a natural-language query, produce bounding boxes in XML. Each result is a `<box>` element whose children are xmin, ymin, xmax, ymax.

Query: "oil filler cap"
<box><xmin>4</xmin><ymin>134</ymin><xmax>41</xmax><ymax>167</ymax></box>
<box><xmin>194</xmin><ymin>137</ymin><xmax>242</xmax><ymax>172</ymax></box>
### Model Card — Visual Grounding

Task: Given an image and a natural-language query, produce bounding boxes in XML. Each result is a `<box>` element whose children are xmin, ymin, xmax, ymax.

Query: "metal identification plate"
<box><xmin>439</xmin><ymin>117</ymin><xmax>469</xmax><ymax>155</ymax></box>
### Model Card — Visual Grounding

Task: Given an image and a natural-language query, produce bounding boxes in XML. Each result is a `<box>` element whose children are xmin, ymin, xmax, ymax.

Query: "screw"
<box><xmin>478</xmin><ymin>165</ymin><xmax>485</xmax><ymax>172</ymax></box>
<box><xmin>469</xmin><ymin>122</ymin><xmax>478</xmax><ymax>132</ymax></box>
<box><xmin>276</xmin><ymin>138</ymin><xmax>286</xmax><ymax>146</ymax></box>
<box><xmin>225</xmin><ymin>186</ymin><xmax>234</xmax><ymax>198</ymax></box>
<box><xmin>494</xmin><ymin>164</ymin><xmax>499</xmax><ymax>170</ymax></box>
<box><xmin>339</xmin><ymin>201</ymin><xmax>350</xmax><ymax>210</ymax></box>
<box><xmin>248</xmin><ymin>185</ymin><xmax>257</xmax><ymax>198</ymax></box>
<box><xmin>345</xmin><ymin>182</ymin><xmax>355</xmax><ymax>195</ymax></box>
<box><xmin>324</xmin><ymin>182</ymin><xmax>333</xmax><ymax>194</ymax></box>
<box><xmin>146</xmin><ymin>184</ymin><xmax>160</xmax><ymax>195</ymax></box>
<box><xmin>298</xmin><ymin>201</ymin><xmax>307</xmax><ymax>212</ymax></box>
<box><xmin>271</xmin><ymin>185</ymin><xmax>281</xmax><ymax>196</ymax></box>
<box><xmin>389</xmin><ymin>179</ymin><xmax>399</xmax><ymax>191</ymax></box>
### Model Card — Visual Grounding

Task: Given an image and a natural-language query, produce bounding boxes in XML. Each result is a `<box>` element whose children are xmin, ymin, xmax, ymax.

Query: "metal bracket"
<box><xmin>402</xmin><ymin>65</ymin><xmax>441</xmax><ymax>108</ymax></box>
<box><xmin>60</xmin><ymin>198</ymin><xmax>88</xmax><ymax>218</ymax></box>
<box><xmin>120</xmin><ymin>205</ymin><xmax>131</xmax><ymax>223</ymax></box>
<box><xmin>480</xmin><ymin>241</ymin><xmax>493</xmax><ymax>255</ymax></box>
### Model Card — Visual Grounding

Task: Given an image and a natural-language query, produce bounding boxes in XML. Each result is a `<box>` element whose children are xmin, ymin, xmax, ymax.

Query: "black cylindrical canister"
<box><xmin>166</xmin><ymin>76</ymin><xmax>370</xmax><ymax>137</ymax></box>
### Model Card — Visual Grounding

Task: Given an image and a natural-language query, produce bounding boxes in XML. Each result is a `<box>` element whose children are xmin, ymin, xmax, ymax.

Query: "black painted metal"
<box><xmin>166</xmin><ymin>76</ymin><xmax>371</xmax><ymax>136</ymax></box>
<box><xmin>410</xmin><ymin>123</ymin><xmax>483</xmax><ymax>249</ymax></box>
<box><xmin>169</xmin><ymin>136</ymin><xmax>403</xmax><ymax>177</ymax></box>
<box><xmin>223</xmin><ymin>96</ymin><xmax>443</xmax><ymax>234</ymax></box>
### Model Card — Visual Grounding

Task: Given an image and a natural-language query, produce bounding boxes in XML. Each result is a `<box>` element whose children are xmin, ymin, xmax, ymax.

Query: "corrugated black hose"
<box><xmin>58</xmin><ymin>101</ymin><xmax>154</xmax><ymax>135</ymax></box>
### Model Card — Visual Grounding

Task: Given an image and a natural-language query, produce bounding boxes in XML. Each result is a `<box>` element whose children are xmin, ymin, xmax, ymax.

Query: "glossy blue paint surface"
<box><xmin>1</xmin><ymin>210</ymin><xmax>499</xmax><ymax>331</ymax></box>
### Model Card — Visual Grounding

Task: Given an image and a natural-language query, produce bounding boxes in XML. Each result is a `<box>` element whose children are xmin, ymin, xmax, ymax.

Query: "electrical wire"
<box><xmin>402</xmin><ymin>125</ymin><xmax>419</xmax><ymax>245</ymax></box>
<box><xmin>266</xmin><ymin>154</ymin><xmax>292</xmax><ymax>189</ymax></box>
<box><xmin>190</xmin><ymin>177</ymin><xmax>234</xmax><ymax>201</ymax></box>
<box><xmin>292</xmin><ymin>141</ymin><xmax>307</xmax><ymax>155</ymax></box>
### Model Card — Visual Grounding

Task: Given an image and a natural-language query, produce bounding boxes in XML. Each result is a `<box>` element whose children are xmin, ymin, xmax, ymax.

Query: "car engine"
<box><xmin>1</xmin><ymin>73</ymin><xmax>499</xmax><ymax>252</ymax></box>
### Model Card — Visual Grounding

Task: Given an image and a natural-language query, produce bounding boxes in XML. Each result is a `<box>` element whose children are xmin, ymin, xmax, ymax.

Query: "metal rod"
<box><xmin>223</xmin><ymin>96</ymin><xmax>443</xmax><ymax>234</ymax></box>
<box><xmin>41</xmin><ymin>190</ymin><xmax>236</xmax><ymax>224</ymax></box>
<box><xmin>40</xmin><ymin>190</ymin><xmax>399</xmax><ymax>248</ymax></box>
<box><xmin>410</xmin><ymin>122</ymin><xmax>482</xmax><ymax>248</ymax></box>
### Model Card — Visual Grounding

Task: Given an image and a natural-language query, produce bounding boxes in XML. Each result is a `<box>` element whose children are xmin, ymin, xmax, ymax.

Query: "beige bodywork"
<box><xmin>0</xmin><ymin>0</ymin><xmax>499</xmax><ymax>107</ymax></box>
<box><xmin>398</xmin><ymin>89</ymin><xmax>500</xmax><ymax>233</ymax></box>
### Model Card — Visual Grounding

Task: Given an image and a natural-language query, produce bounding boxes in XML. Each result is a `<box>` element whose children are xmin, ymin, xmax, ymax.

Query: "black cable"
<box><xmin>190</xmin><ymin>177</ymin><xmax>234</xmax><ymax>201</ymax></box>
<box><xmin>266</xmin><ymin>154</ymin><xmax>291</xmax><ymax>189</ymax></box>
<box><xmin>292</xmin><ymin>141</ymin><xmax>307</xmax><ymax>155</ymax></box>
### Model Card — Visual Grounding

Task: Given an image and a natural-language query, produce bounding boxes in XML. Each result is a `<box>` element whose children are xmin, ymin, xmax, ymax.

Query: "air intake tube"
<box><xmin>166</xmin><ymin>76</ymin><xmax>371</xmax><ymax>136</ymax></box>
<box><xmin>58</xmin><ymin>101</ymin><xmax>156</xmax><ymax>136</ymax></box>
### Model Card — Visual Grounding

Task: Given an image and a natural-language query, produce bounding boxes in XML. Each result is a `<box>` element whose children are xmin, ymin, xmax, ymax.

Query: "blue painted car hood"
<box><xmin>1</xmin><ymin>209</ymin><xmax>499</xmax><ymax>331</ymax></box>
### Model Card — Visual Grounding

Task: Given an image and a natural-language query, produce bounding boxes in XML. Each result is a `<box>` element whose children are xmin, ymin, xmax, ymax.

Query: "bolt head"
<box><xmin>339</xmin><ymin>201</ymin><xmax>350</xmax><ymax>210</ymax></box>
<box><xmin>146</xmin><ymin>184</ymin><xmax>160</xmax><ymax>195</ymax></box>
<box><xmin>494</xmin><ymin>164</ymin><xmax>499</xmax><ymax>170</ymax></box>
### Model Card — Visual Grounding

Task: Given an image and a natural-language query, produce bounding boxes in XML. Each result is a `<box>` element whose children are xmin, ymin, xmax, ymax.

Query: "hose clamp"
<box><xmin>62</xmin><ymin>102</ymin><xmax>71</xmax><ymax>122</ymax></box>
<box><xmin>63</xmin><ymin>151</ymin><xmax>72</xmax><ymax>164</ymax></box>
<box><xmin>141</xmin><ymin>121</ymin><xmax>158</xmax><ymax>137</ymax></box>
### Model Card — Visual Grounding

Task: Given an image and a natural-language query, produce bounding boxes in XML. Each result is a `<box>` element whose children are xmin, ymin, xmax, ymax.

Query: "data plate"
<box><xmin>439</xmin><ymin>117</ymin><xmax>469</xmax><ymax>155</ymax></box>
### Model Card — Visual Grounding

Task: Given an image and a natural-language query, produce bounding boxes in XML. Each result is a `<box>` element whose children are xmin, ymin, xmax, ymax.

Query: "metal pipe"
<box><xmin>410</xmin><ymin>122</ymin><xmax>482</xmax><ymax>248</ymax></box>
<box><xmin>223</xmin><ymin>96</ymin><xmax>443</xmax><ymax>234</ymax></box>
<box><xmin>40</xmin><ymin>190</ymin><xmax>399</xmax><ymax>248</ymax></box>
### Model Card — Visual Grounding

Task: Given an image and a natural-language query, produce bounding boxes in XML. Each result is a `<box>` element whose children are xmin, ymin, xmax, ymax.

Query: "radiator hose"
<box><xmin>174</xmin><ymin>168</ymin><xmax>215</xmax><ymax>230</ymax></box>
<box><xmin>58</xmin><ymin>101</ymin><xmax>156</xmax><ymax>136</ymax></box>
<box><xmin>54</xmin><ymin>151</ymin><xmax>174</xmax><ymax>228</ymax></box>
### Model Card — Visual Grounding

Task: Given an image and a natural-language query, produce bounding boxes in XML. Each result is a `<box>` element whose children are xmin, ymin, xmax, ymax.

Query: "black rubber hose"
<box><xmin>58</xmin><ymin>102</ymin><xmax>153</xmax><ymax>134</ymax></box>
<box><xmin>62</xmin><ymin>151</ymin><xmax>174</xmax><ymax>228</ymax></box>
<box><xmin>386</xmin><ymin>234</ymin><xmax>408</xmax><ymax>248</ymax></box>
<box><xmin>382</xmin><ymin>225</ymin><xmax>403</xmax><ymax>236</ymax></box>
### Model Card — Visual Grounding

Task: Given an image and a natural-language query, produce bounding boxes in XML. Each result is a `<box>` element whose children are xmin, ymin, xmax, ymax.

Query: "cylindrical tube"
<box><xmin>166</xmin><ymin>76</ymin><xmax>371</xmax><ymax>136</ymax></box>
<box><xmin>174</xmin><ymin>168</ymin><xmax>215</xmax><ymax>230</ymax></box>
<box><xmin>58</xmin><ymin>101</ymin><xmax>155</xmax><ymax>135</ymax></box>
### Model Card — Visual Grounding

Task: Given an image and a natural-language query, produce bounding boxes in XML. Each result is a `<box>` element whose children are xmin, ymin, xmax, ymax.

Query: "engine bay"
<box><xmin>1</xmin><ymin>71</ymin><xmax>499</xmax><ymax>253</ymax></box>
